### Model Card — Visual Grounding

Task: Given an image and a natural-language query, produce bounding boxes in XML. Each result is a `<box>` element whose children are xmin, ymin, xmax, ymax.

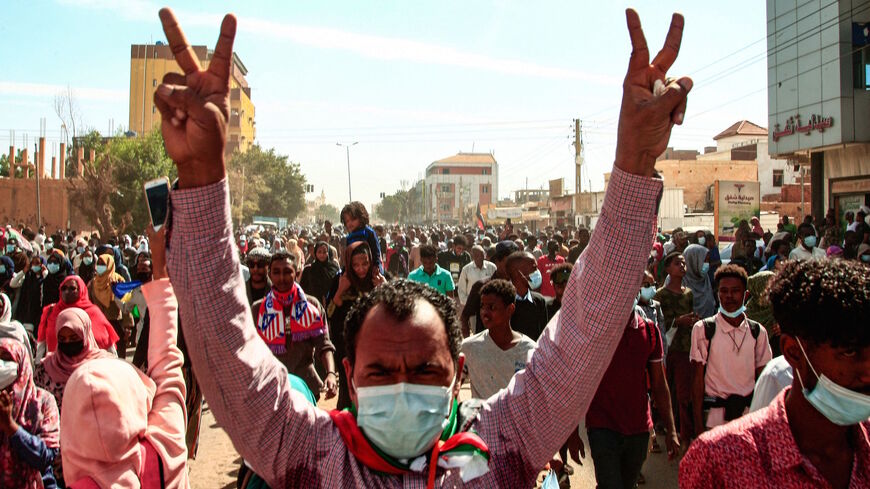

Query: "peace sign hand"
<box><xmin>615</xmin><ymin>9</ymin><xmax>692</xmax><ymax>177</ymax></box>
<box><xmin>153</xmin><ymin>8</ymin><xmax>237</xmax><ymax>189</ymax></box>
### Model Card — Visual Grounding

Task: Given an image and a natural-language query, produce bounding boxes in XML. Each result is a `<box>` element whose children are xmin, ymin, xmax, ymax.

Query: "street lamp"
<box><xmin>336</xmin><ymin>141</ymin><xmax>358</xmax><ymax>202</ymax></box>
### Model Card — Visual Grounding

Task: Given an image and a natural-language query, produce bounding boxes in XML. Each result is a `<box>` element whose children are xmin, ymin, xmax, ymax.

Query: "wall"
<box><xmin>655</xmin><ymin>160</ymin><xmax>759</xmax><ymax>212</ymax></box>
<box><xmin>0</xmin><ymin>178</ymin><xmax>91</xmax><ymax>231</ymax></box>
<box><xmin>823</xmin><ymin>144</ymin><xmax>870</xmax><ymax>205</ymax></box>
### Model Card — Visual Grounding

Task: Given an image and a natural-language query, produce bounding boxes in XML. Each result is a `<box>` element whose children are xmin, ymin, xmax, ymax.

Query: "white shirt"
<box><xmin>788</xmin><ymin>244</ymin><xmax>825</xmax><ymax>261</ymax></box>
<box><xmin>749</xmin><ymin>355</ymin><xmax>793</xmax><ymax>412</ymax></box>
<box><xmin>457</xmin><ymin>260</ymin><xmax>496</xmax><ymax>304</ymax></box>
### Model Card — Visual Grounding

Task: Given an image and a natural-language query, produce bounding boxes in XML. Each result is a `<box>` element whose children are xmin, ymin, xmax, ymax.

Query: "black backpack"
<box><xmin>702</xmin><ymin>316</ymin><xmax>761</xmax><ymax>358</ymax></box>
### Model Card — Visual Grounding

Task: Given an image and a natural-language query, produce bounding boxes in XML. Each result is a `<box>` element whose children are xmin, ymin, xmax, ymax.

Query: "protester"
<box><xmin>680</xmin><ymin>259</ymin><xmax>869</xmax><ymax>487</ymax></box>
<box><xmin>745</xmin><ymin>265</ymin><xmax>781</xmax><ymax>357</ymax></box>
<box><xmin>299</xmin><ymin>241</ymin><xmax>340</xmax><ymax>306</ymax></box>
<box><xmin>36</xmin><ymin>276</ymin><xmax>119</xmax><ymax>359</ymax></box>
<box><xmin>251</xmin><ymin>250</ymin><xmax>338</xmax><ymax>401</ymax></box>
<box><xmin>789</xmin><ymin>223</ymin><xmax>825</xmax><ymax>260</ymax></box>
<box><xmin>747</xmin><ymin>355</ymin><xmax>793</xmax><ymax>413</ymax></box>
<box><xmin>585</xmin><ymin>281</ymin><xmax>678</xmax><ymax>489</ymax></box>
<box><xmin>655</xmin><ymin>251</ymin><xmax>699</xmax><ymax>443</ymax></box>
<box><xmin>456</xmin><ymin>245</ymin><xmax>496</xmax><ymax>312</ymax></box>
<box><xmin>680</xmin><ymin>244</ymin><xmax>716</xmax><ymax>318</ymax></box>
<box><xmin>690</xmin><ymin>265</ymin><xmax>772</xmax><ymax>433</ymax></box>
<box><xmin>341</xmin><ymin>202</ymin><xmax>384</xmax><ymax>275</ymax></box>
<box><xmin>636</xmin><ymin>270</ymin><xmax>665</xmax><ymax>343</ymax></box>
<box><xmin>461</xmin><ymin>240</ymin><xmax>517</xmax><ymax>336</ymax></box>
<box><xmin>437</xmin><ymin>236</ymin><xmax>472</xmax><ymax>284</ymax></box>
<box><xmin>0</xmin><ymin>338</ymin><xmax>60</xmax><ymax>488</ymax></box>
<box><xmin>460</xmin><ymin>279</ymin><xmax>536</xmax><ymax>399</ymax></box>
<box><xmin>88</xmin><ymin>253</ymin><xmax>132</xmax><ymax>358</ymax></box>
<box><xmin>149</xmin><ymin>6</ymin><xmax>689</xmax><ymax>486</ymax></box>
<box><xmin>327</xmin><ymin>241</ymin><xmax>382</xmax><ymax>410</ymax></box>
<box><xmin>546</xmin><ymin>262</ymin><xmax>573</xmax><ymax>321</ymax></box>
<box><xmin>536</xmin><ymin>240</ymin><xmax>566</xmax><ymax>299</ymax></box>
<box><xmin>11</xmin><ymin>256</ymin><xmax>47</xmax><ymax>333</ymax></box>
<box><xmin>0</xmin><ymin>293</ymin><xmax>33</xmax><ymax>362</ymax></box>
<box><xmin>408</xmin><ymin>244</ymin><xmax>456</xmax><ymax>297</ymax></box>
<box><xmin>505</xmin><ymin>251</ymin><xmax>549</xmax><ymax>341</ymax></box>
<box><xmin>60</xmin><ymin>238</ymin><xmax>190</xmax><ymax>488</ymax></box>
<box><xmin>42</xmin><ymin>251</ymin><xmax>71</xmax><ymax>308</ymax></box>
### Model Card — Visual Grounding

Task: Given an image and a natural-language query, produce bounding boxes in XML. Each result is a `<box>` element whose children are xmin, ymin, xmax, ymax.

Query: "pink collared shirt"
<box><xmin>680</xmin><ymin>387</ymin><xmax>870</xmax><ymax>488</ymax></box>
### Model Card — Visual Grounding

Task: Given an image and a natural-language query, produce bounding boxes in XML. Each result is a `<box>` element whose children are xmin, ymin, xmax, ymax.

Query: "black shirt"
<box><xmin>511</xmin><ymin>291</ymin><xmax>549</xmax><ymax>341</ymax></box>
<box><xmin>438</xmin><ymin>250</ymin><xmax>472</xmax><ymax>282</ymax></box>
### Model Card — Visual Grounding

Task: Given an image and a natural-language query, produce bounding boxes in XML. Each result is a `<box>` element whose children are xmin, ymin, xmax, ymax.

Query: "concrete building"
<box><xmin>425</xmin><ymin>152</ymin><xmax>498</xmax><ymax>224</ymax></box>
<box><xmin>767</xmin><ymin>0</ymin><xmax>870</xmax><ymax>222</ymax></box>
<box><xmin>697</xmin><ymin>120</ymin><xmax>798</xmax><ymax>197</ymax></box>
<box><xmin>129</xmin><ymin>43</ymin><xmax>256</xmax><ymax>155</ymax></box>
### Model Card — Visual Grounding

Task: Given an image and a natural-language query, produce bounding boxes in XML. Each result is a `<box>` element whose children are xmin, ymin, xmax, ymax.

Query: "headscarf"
<box><xmin>750</xmin><ymin>217</ymin><xmax>764</xmax><ymax>237</ymax></box>
<box><xmin>652</xmin><ymin>242</ymin><xmax>664</xmax><ymax>261</ymax></box>
<box><xmin>0</xmin><ymin>293</ymin><xmax>32</xmax><ymax>362</ymax></box>
<box><xmin>42</xmin><ymin>308</ymin><xmax>114</xmax><ymax>384</ymax></box>
<box><xmin>42</xmin><ymin>250</ymin><xmax>72</xmax><ymax>306</ymax></box>
<box><xmin>92</xmin><ymin>253</ymin><xmax>125</xmax><ymax>309</ymax></box>
<box><xmin>300</xmin><ymin>241</ymin><xmax>340</xmax><ymax>305</ymax></box>
<box><xmin>38</xmin><ymin>276</ymin><xmax>119</xmax><ymax>353</ymax></box>
<box><xmin>15</xmin><ymin>257</ymin><xmax>46</xmax><ymax>327</ymax></box>
<box><xmin>61</xmin><ymin>358</ymin><xmax>160</xmax><ymax>488</ymax></box>
<box><xmin>0</xmin><ymin>338</ymin><xmax>60</xmax><ymax>489</ymax></box>
<box><xmin>78</xmin><ymin>252</ymin><xmax>96</xmax><ymax>285</ymax></box>
<box><xmin>765</xmin><ymin>254</ymin><xmax>779</xmax><ymax>271</ymax></box>
<box><xmin>344</xmin><ymin>241</ymin><xmax>376</xmax><ymax>294</ymax></box>
<box><xmin>0</xmin><ymin>256</ymin><xmax>13</xmax><ymax>284</ymax></box>
<box><xmin>682</xmin><ymin>244</ymin><xmax>716</xmax><ymax>318</ymax></box>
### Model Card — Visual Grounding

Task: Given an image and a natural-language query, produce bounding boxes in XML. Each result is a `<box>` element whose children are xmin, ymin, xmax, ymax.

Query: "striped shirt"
<box><xmin>165</xmin><ymin>166</ymin><xmax>661</xmax><ymax>488</ymax></box>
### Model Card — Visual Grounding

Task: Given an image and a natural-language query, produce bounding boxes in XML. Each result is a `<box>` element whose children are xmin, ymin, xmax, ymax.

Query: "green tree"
<box><xmin>108</xmin><ymin>130</ymin><xmax>177</xmax><ymax>233</ymax></box>
<box><xmin>67</xmin><ymin>149</ymin><xmax>127</xmax><ymax>239</ymax></box>
<box><xmin>65</xmin><ymin>130</ymin><xmax>106</xmax><ymax>179</ymax></box>
<box><xmin>227</xmin><ymin>145</ymin><xmax>306</xmax><ymax>225</ymax></box>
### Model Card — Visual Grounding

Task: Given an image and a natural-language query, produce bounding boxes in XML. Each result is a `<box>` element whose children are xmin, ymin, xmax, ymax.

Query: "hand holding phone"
<box><xmin>144</xmin><ymin>177</ymin><xmax>171</xmax><ymax>232</ymax></box>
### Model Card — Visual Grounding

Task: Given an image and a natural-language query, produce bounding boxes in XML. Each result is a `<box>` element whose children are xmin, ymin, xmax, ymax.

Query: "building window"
<box><xmin>773</xmin><ymin>169</ymin><xmax>784</xmax><ymax>188</ymax></box>
<box><xmin>441</xmin><ymin>184</ymin><xmax>451</xmax><ymax>193</ymax></box>
<box><xmin>442</xmin><ymin>169</ymin><xmax>450</xmax><ymax>174</ymax></box>
<box><xmin>482</xmin><ymin>168</ymin><xmax>489</xmax><ymax>175</ymax></box>
<box><xmin>441</xmin><ymin>204</ymin><xmax>450</xmax><ymax>211</ymax></box>
<box><xmin>482</xmin><ymin>186</ymin><xmax>489</xmax><ymax>194</ymax></box>
<box><xmin>152</xmin><ymin>79</ymin><xmax>157</xmax><ymax>87</ymax></box>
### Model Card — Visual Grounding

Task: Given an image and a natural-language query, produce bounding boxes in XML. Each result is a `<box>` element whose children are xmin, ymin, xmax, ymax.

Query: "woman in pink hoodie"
<box><xmin>59</xmin><ymin>228</ymin><xmax>189</xmax><ymax>488</ymax></box>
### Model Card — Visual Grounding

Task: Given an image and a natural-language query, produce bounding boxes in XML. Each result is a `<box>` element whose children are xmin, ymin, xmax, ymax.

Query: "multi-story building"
<box><xmin>425</xmin><ymin>152</ymin><xmax>498</xmax><ymax>224</ymax></box>
<box><xmin>129</xmin><ymin>43</ymin><xmax>256</xmax><ymax>156</ymax></box>
<box><xmin>767</xmin><ymin>0</ymin><xmax>870</xmax><ymax>222</ymax></box>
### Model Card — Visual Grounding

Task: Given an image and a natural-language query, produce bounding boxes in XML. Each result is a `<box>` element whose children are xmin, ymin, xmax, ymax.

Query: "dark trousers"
<box><xmin>111</xmin><ymin>319</ymin><xmax>127</xmax><ymax>360</ymax></box>
<box><xmin>587</xmin><ymin>428</ymin><xmax>649</xmax><ymax>489</ymax></box>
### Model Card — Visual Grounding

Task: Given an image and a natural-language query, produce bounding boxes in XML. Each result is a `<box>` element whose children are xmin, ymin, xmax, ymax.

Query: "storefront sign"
<box><xmin>714</xmin><ymin>180</ymin><xmax>760</xmax><ymax>242</ymax></box>
<box><xmin>772</xmin><ymin>114</ymin><xmax>833</xmax><ymax>141</ymax></box>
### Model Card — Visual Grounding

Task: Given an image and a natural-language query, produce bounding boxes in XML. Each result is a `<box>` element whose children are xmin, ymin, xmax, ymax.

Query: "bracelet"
<box><xmin>327</xmin><ymin>371</ymin><xmax>338</xmax><ymax>377</ymax></box>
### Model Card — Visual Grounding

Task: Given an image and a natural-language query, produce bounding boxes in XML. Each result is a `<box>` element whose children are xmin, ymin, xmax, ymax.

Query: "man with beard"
<box><xmin>245</xmin><ymin>247</ymin><xmax>271</xmax><ymax>306</ymax></box>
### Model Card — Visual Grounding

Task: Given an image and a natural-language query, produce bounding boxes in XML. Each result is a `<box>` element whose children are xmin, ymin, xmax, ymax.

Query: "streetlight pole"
<box><xmin>337</xmin><ymin>141</ymin><xmax>358</xmax><ymax>202</ymax></box>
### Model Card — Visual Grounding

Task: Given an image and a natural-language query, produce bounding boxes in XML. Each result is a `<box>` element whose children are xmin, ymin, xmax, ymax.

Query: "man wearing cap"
<box><xmin>461</xmin><ymin>240</ymin><xmax>518</xmax><ymax>337</ymax></box>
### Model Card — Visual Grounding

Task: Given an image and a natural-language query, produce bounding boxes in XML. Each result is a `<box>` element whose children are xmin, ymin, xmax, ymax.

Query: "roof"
<box><xmin>429</xmin><ymin>152</ymin><xmax>497</xmax><ymax>167</ymax></box>
<box><xmin>713</xmin><ymin>120</ymin><xmax>768</xmax><ymax>140</ymax></box>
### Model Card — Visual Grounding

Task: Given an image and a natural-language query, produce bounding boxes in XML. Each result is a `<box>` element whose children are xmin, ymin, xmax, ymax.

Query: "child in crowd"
<box><xmin>340</xmin><ymin>202</ymin><xmax>385</xmax><ymax>278</ymax></box>
<box><xmin>461</xmin><ymin>279</ymin><xmax>536</xmax><ymax>399</ymax></box>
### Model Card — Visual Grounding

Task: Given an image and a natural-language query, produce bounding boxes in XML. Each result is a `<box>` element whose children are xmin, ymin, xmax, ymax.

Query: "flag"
<box><xmin>476</xmin><ymin>203</ymin><xmax>486</xmax><ymax>231</ymax></box>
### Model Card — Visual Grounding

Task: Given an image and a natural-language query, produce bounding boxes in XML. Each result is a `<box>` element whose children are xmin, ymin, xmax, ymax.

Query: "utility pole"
<box><xmin>239</xmin><ymin>164</ymin><xmax>246</xmax><ymax>225</ymax></box>
<box><xmin>337</xmin><ymin>142</ymin><xmax>358</xmax><ymax>202</ymax></box>
<box><xmin>573</xmin><ymin>118</ymin><xmax>583</xmax><ymax>194</ymax></box>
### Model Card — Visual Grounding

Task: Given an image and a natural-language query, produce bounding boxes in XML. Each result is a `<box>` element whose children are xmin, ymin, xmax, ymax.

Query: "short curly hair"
<box><xmin>344</xmin><ymin>279</ymin><xmax>462</xmax><ymax>367</ymax></box>
<box><xmin>340</xmin><ymin>201</ymin><xmax>370</xmax><ymax>227</ymax></box>
<box><xmin>713</xmin><ymin>264</ymin><xmax>748</xmax><ymax>289</ymax></box>
<box><xmin>768</xmin><ymin>260</ymin><xmax>870</xmax><ymax>348</ymax></box>
<box><xmin>480</xmin><ymin>279</ymin><xmax>516</xmax><ymax>306</ymax></box>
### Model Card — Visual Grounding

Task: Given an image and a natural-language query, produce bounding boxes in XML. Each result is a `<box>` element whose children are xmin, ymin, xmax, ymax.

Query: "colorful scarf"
<box><xmin>257</xmin><ymin>284</ymin><xmax>325</xmax><ymax>354</ymax></box>
<box><xmin>0</xmin><ymin>338</ymin><xmax>60</xmax><ymax>489</ymax></box>
<box><xmin>329</xmin><ymin>401</ymin><xmax>490</xmax><ymax>488</ymax></box>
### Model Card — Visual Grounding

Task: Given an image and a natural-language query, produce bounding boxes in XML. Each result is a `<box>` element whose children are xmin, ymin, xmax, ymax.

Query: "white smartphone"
<box><xmin>143</xmin><ymin>177</ymin><xmax>171</xmax><ymax>232</ymax></box>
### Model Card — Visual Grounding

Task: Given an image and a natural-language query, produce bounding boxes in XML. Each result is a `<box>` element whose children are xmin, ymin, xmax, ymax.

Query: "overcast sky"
<box><xmin>0</xmin><ymin>0</ymin><xmax>769</xmax><ymax>210</ymax></box>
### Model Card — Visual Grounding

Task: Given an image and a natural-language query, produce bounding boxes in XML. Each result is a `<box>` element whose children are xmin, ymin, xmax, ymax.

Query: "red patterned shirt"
<box><xmin>679</xmin><ymin>387</ymin><xmax>870</xmax><ymax>488</ymax></box>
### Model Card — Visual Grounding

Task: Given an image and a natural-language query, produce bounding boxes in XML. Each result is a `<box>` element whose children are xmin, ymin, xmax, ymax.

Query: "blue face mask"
<box><xmin>77</xmin><ymin>246</ymin><xmax>85</xmax><ymax>254</ymax></box>
<box><xmin>698</xmin><ymin>237</ymin><xmax>706</xmax><ymax>246</ymax></box>
<box><xmin>803</xmin><ymin>236</ymin><xmax>817</xmax><ymax>249</ymax></box>
<box><xmin>0</xmin><ymin>265</ymin><xmax>5</xmax><ymax>275</ymax></box>
<box><xmin>83</xmin><ymin>257</ymin><xmax>93</xmax><ymax>266</ymax></box>
<box><xmin>45</xmin><ymin>243</ymin><xmax>53</xmax><ymax>251</ymax></box>
<box><xmin>31</xmin><ymin>265</ymin><xmax>42</xmax><ymax>274</ymax></box>
<box><xmin>95</xmin><ymin>264</ymin><xmax>108</xmax><ymax>275</ymax></box>
<box><xmin>5</xmin><ymin>244</ymin><xmax>15</xmax><ymax>254</ymax></box>
<box><xmin>701</xmin><ymin>262</ymin><xmax>710</xmax><ymax>275</ymax></box>
<box><xmin>47</xmin><ymin>263</ymin><xmax>61</xmax><ymax>274</ymax></box>
<box><xmin>795</xmin><ymin>338</ymin><xmax>870</xmax><ymax>426</ymax></box>
<box><xmin>861</xmin><ymin>255</ymin><xmax>870</xmax><ymax>263</ymax></box>
<box><xmin>528</xmin><ymin>269</ymin><xmax>543</xmax><ymax>290</ymax></box>
<box><xmin>640</xmin><ymin>285</ymin><xmax>657</xmax><ymax>302</ymax></box>
<box><xmin>355</xmin><ymin>378</ymin><xmax>454</xmax><ymax>460</ymax></box>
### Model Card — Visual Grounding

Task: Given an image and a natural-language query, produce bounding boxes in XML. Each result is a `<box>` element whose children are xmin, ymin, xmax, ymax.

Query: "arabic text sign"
<box><xmin>714</xmin><ymin>181</ymin><xmax>760</xmax><ymax>242</ymax></box>
<box><xmin>772</xmin><ymin>114</ymin><xmax>833</xmax><ymax>142</ymax></box>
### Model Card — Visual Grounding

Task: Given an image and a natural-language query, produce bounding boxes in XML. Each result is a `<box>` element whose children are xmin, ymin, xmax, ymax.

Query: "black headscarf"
<box><xmin>299</xmin><ymin>241</ymin><xmax>340</xmax><ymax>305</ymax></box>
<box><xmin>15</xmin><ymin>256</ymin><xmax>45</xmax><ymax>326</ymax></box>
<box><xmin>42</xmin><ymin>252</ymin><xmax>72</xmax><ymax>306</ymax></box>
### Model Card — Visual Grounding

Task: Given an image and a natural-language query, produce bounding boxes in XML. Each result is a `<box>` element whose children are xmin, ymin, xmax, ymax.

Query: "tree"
<box><xmin>54</xmin><ymin>85</ymin><xmax>84</xmax><ymax>157</ymax></box>
<box><xmin>315</xmin><ymin>204</ymin><xmax>339</xmax><ymax>223</ymax></box>
<box><xmin>227</xmin><ymin>145</ymin><xmax>307</xmax><ymax>225</ymax></box>
<box><xmin>65</xmin><ymin>130</ymin><xmax>105</xmax><ymax>179</ymax></box>
<box><xmin>67</xmin><ymin>149</ymin><xmax>129</xmax><ymax>239</ymax></box>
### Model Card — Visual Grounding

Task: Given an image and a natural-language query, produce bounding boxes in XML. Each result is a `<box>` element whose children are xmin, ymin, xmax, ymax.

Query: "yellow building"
<box><xmin>129</xmin><ymin>43</ymin><xmax>256</xmax><ymax>155</ymax></box>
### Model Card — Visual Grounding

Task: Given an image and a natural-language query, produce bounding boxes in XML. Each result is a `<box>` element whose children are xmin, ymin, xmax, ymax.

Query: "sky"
<box><xmin>0</xmin><ymin>0</ymin><xmax>770</xmax><ymax>211</ymax></box>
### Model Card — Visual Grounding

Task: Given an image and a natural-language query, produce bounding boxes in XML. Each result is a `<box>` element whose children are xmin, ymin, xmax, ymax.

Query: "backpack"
<box><xmin>701</xmin><ymin>317</ymin><xmax>762</xmax><ymax>420</ymax></box>
<box><xmin>702</xmin><ymin>316</ymin><xmax>761</xmax><ymax>359</ymax></box>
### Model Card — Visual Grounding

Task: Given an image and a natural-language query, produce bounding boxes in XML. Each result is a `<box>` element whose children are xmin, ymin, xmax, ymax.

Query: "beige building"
<box><xmin>129</xmin><ymin>43</ymin><xmax>256</xmax><ymax>156</ymax></box>
<box><xmin>425</xmin><ymin>152</ymin><xmax>498</xmax><ymax>224</ymax></box>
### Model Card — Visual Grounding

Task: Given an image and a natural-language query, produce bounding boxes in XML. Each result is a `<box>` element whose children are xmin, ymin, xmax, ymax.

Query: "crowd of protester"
<box><xmin>0</xmin><ymin>6</ymin><xmax>868</xmax><ymax>489</ymax></box>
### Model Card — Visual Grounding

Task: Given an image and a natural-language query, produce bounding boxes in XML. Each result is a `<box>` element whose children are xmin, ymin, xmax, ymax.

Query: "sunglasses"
<box><xmin>247</xmin><ymin>261</ymin><xmax>268</xmax><ymax>269</ymax></box>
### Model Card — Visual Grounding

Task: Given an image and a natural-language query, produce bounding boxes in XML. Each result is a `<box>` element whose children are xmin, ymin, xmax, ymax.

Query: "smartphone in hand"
<box><xmin>144</xmin><ymin>177</ymin><xmax>171</xmax><ymax>232</ymax></box>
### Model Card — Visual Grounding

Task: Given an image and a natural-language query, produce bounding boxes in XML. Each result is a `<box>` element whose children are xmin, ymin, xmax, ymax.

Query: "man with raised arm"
<box><xmin>153</xmin><ymin>7</ymin><xmax>691</xmax><ymax>487</ymax></box>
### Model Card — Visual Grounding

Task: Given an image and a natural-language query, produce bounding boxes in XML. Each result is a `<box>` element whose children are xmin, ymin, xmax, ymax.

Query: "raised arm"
<box><xmin>154</xmin><ymin>9</ymin><xmax>329</xmax><ymax>487</ymax></box>
<box><xmin>478</xmin><ymin>9</ymin><xmax>691</xmax><ymax>481</ymax></box>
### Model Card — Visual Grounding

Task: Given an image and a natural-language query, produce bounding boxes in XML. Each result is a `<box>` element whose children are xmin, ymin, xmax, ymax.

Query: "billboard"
<box><xmin>714</xmin><ymin>181</ymin><xmax>760</xmax><ymax>242</ymax></box>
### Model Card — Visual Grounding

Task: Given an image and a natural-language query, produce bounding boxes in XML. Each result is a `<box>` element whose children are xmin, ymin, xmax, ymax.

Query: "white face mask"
<box><xmin>355</xmin><ymin>377</ymin><xmax>455</xmax><ymax>460</ymax></box>
<box><xmin>0</xmin><ymin>359</ymin><xmax>18</xmax><ymax>390</ymax></box>
<box><xmin>795</xmin><ymin>339</ymin><xmax>870</xmax><ymax>426</ymax></box>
